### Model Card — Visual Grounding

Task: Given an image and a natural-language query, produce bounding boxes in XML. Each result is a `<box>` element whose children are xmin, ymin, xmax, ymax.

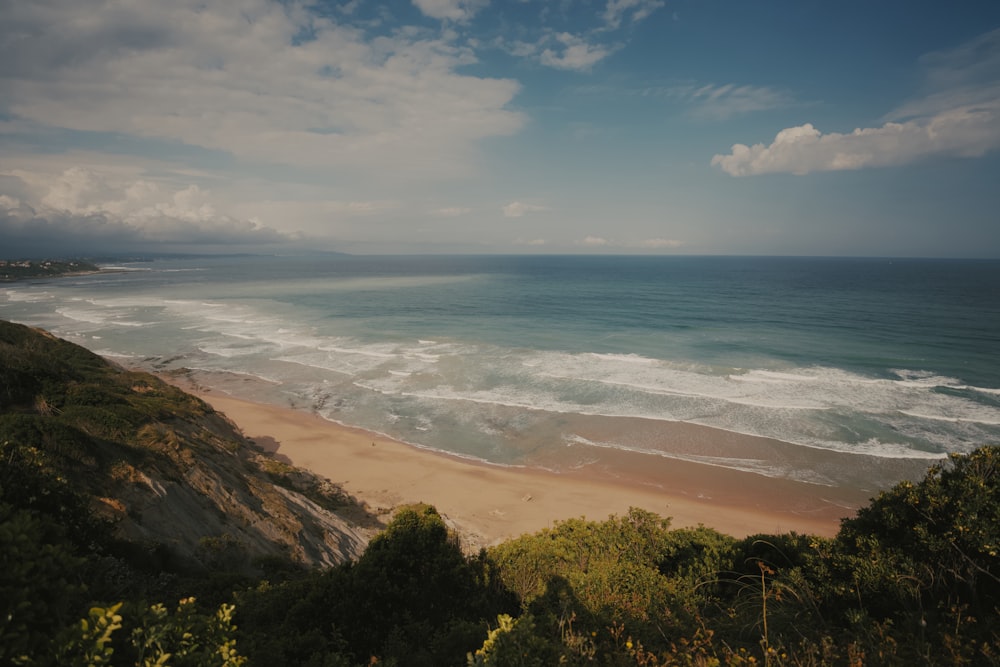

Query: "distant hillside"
<box><xmin>0</xmin><ymin>259</ymin><xmax>100</xmax><ymax>281</ymax></box>
<box><xmin>0</xmin><ymin>319</ymin><xmax>377</xmax><ymax>573</ymax></box>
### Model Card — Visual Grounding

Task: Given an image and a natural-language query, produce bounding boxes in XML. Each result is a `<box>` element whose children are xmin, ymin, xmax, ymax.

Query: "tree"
<box><xmin>237</xmin><ymin>504</ymin><xmax>515</xmax><ymax>667</ymax></box>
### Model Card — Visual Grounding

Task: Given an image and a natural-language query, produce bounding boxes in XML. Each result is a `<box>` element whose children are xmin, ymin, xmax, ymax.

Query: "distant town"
<box><xmin>0</xmin><ymin>259</ymin><xmax>100</xmax><ymax>281</ymax></box>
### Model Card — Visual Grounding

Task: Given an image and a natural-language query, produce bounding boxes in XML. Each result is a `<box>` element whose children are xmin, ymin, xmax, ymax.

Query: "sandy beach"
<box><xmin>191</xmin><ymin>388</ymin><xmax>878</xmax><ymax>548</ymax></box>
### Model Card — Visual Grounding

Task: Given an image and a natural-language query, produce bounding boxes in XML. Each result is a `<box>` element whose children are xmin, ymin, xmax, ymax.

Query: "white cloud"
<box><xmin>503</xmin><ymin>39</ymin><xmax>540</xmax><ymax>58</ymax></box>
<box><xmin>412</xmin><ymin>0</ymin><xmax>488</xmax><ymax>22</ymax></box>
<box><xmin>679</xmin><ymin>83</ymin><xmax>795</xmax><ymax>120</ymax></box>
<box><xmin>491</xmin><ymin>0</ymin><xmax>658</xmax><ymax>72</ymax></box>
<box><xmin>572</xmin><ymin>80</ymin><xmax>794</xmax><ymax>119</ymax></box>
<box><xmin>889</xmin><ymin>28</ymin><xmax>1000</xmax><ymax>122</ymax></box>
<box><xmin>0</xmin><ymin>202</ymin><xmax>291</xmax><ymax>256</ymax></box>
<box><xmin>711</xmin><ymin>102</ymin><xmax>1000</xmax><ymax>176</ymax></box>
<box><xmin>0</xmin><ymin>195</ymin><xmax>23</xmax><ymax>210</ymax></box>
<box><xmin>912</xmin><ymin>29</ymin><xmax>1000</xmax><ymax>95</ymax></box>
<box><xmin>514</xmin><ymin>237</ymin><xmax>546</xmax><ymax>246</ymax></box>
<box><xmin>430</xmin><ymin>206</ymin><xmax>472</xmax><ymax>216</ymax></box>
<box><xmin>539</xmin><ymin>33</ymin><xmax>613</xmax><ymax>71</ymax></box>
<box><xmin>502</xmin><ymin>201</ymin><xmax>548</xmax><ymax>217</ymax></box>
<box><xmin>603</xmin><ymin>0</ymin><xmax>665</xmax><ymax>30</ymax></box>
<box><xmin>578</xmin><ymin>236</ymin><xmax>609</xmax><ymax>246</ymax></box>
<box><xmin>712</xmin><ymin>29</ymin><xmax>1000</xmax><ymax>176</ymax></box>
<box><xmin>12</xmin><ymin>166</ymin><xmax>211</xmax><ymax>222</ymax></box>
<box><xmin>0</xmin><ymin>0</ymin><xmax>524</xmax><ymax>178</ymax></box>
<box><xmin>0</xmin><ymin>165</ymin><xmax>294</xmax><ymax>250</ymax></box>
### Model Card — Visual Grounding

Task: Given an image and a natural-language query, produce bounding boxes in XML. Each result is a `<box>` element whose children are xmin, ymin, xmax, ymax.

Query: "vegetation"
<box><xmin>0</xmin><ymin>259</ymin><xmax>100</xmax><ymax>281</ymax></box>
<box><xmin>1</xmin><ymin>320</ymin><xmax>998</xmax><ymax>665</ymax></box>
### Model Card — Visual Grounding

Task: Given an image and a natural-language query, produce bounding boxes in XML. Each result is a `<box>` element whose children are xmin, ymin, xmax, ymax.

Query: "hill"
<box><xmin>0</xmin><ymin>319</ymin><xmax>376</xmax><ymax>572</ymax></box>
<box><xmin>0</xmin><ymin>259</ymin><xmax>101</xmax><ymax>281</ymax></box>
<box><xmin>2</xmin><ymin>319</ymin><xmax>998</xmax><ymax>666</ymax></box>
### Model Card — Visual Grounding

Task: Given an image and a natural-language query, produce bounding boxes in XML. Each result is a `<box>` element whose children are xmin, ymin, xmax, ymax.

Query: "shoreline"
<box><xmin>179</xmin><ymin>380</ymin><xmax>884</xmax><ymax>548</ymax></box>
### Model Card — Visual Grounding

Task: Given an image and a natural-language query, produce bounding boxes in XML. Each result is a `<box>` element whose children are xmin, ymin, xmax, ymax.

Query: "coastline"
<box><xmin>181</xmin><ymin>382</ymin><xmax>885</xmax><ymax>548</ymax></box>
<box><xmin>0</xmin><ymin>267</ymin><xmax>129</xmax><ymax>282</ymax></box>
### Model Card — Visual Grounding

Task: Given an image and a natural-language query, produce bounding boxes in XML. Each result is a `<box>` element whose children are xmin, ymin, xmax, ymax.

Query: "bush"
<box><xmin>237</xmin><ymin>505</ymin><xmax>515</xmax><ymax>666</ymax></box>
<box><xmin>0</xmin><ymin>503</ymin><xmax>86</xmax><ymax>665</ymax></box>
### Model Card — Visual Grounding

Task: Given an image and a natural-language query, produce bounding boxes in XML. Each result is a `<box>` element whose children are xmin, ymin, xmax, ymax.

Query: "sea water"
<box><xmin>2</xmin><ymin>255</ymin><xmax>998</xmax><ymax>489</ymax></box>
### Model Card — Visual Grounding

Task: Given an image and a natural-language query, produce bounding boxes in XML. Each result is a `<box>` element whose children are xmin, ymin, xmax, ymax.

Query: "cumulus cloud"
<box><xmin>539</xmin><ymin>33</ymin><xmax>613</xmax><ymax>71</ymax></box>
<box><xmin>0</xmin><ymin>195</ymin><xmax>21</xmax><ymax>209</ymax></box>
<box><xmin>578</xmin><ymin>236</ymin><xmax>610</xmax><ymax>246</ymax></box>
<box><xmin>711</xmin><ymin>104</ymin><xmax>1000</xmax><ymax>176</ymax></box>
<box><xmin>0</xmin><ymin>0</ymin><xmax>524</xmax><ymax>177</ymax></box>
<box><xmin>0</xmin><ymin>204</ymin><xmax>292</xmax><ymax>257</ymax></box>
<box><xmin>412</xmin><ymin>0</ymin><xmax>488</xmax><ymax>22</ymax></box>
<box><xmin>502</xmin><ymin>201</ymin><xmax>548</xmax><ymax>217</ymax></box>
<box><xmin>513</xmin><ymin>237</ymin><xmax>546</xmax><ymax>246</ymax></box>
<box><xmin>0</xmin><ymin>166</ymin><xmax>295</xmax><ymax>254</ymax></box>
<box><xmin>22</xmin><ymin>167</ymin><xmax>227</xmax><ymax>225</ymax></box>
<box><xmin>712</xmin><ymin>29</ymin><xmax>1000</xmax><ymax>176</ymax></box>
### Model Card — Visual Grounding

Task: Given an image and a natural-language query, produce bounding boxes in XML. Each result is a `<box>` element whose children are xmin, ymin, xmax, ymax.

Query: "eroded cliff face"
<box><xmin>0</xmin><ymin>319</ymin><xmax>379</xmax><ymax>572</ymax></box>
<box><xmin>98</xmin><ymin>408</ymin><xmax>377</xmax><ymax>570</ymax></box>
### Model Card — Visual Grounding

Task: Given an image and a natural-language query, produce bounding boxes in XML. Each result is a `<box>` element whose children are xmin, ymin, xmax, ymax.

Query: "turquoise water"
<box><xmin>2</xmin><ymin>255</ymin><xmax>998</xmax><ymax>487</ymax></box>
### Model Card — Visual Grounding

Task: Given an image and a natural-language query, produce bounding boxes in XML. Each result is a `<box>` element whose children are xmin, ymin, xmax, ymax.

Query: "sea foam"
<box><xmin>3</xmin><ymin>254</ymin><xmax>997</xmax><ymax>489</ymax></box>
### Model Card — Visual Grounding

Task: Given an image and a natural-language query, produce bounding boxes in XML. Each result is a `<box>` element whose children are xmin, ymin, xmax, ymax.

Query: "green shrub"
<box><xmin>0</xmin><ymin>503</ymin><xmax>86</xmax><ymax>665</ymax></box>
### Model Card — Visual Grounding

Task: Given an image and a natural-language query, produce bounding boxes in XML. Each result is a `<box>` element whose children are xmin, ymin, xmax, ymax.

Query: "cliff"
<box><xmin>0</xmin><ymin>319</ymin><xmax>377</xmax><ymax>572</ymax></box>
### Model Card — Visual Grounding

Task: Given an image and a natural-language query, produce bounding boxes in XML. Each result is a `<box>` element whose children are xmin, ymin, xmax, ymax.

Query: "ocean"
<box><xmin>2</xmin><ymin>254</ymin><xmax>998</xmax><ymax>492</ymax></box>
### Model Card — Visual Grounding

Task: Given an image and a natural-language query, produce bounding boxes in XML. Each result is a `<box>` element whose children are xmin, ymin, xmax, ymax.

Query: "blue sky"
<box><xmin>2</xmin><ymin>0</ymin><xmax>999</xmax><ymax>257</ymax></box>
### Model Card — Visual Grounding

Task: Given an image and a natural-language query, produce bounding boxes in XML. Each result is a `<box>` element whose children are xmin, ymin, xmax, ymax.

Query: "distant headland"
<box><xmin>0</xmin><ymin>258</ymin><xmax>101</xmax><ymax>281</ymax></box>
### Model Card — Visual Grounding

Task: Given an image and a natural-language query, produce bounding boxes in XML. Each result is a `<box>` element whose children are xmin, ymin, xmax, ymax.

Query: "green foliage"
<box><xmin>0</xmin><ymin>320</ymin><xmax>207</xmax><ymax>427</ymax></box>
<box><xmin>489</xmin><ymin>508</ymin><xmax>673</xmax><ymax>606</ymax></box>
<box><xmin>0</xmin><ymin>502</ymin><xmax>87</xmax><ymax>665</ymax></box>
<box><xmin>0</xmin><ymin>433</ymin><xmax>104</xmax><ymax>539</ymax></box>
<box><xmin>57</xmin><ymin>603</ymin><xmax>124</xmax><ymax>667</ymax></box>
<box><xmin>660</xmin><ymin>525</ymin><xmax>739</xmax><ymax>579</ymax></box>
<box><xmin>5</xmin><ymin>320</ymin><xmax>1000</xmax><ymax>666</ymax></box>
<box><xmin>489</xmin><ymin>508</ymin><xmax>690</xmax><ymax>638</ymax></box>
<box><xmin>0</xmin><ymin>319</ymin><xmax>238</xmax><ymax>576</ymax></box>
<box><xmin>840</xmin><ymin>446</ymin><xmax>1000</xmax><ymax>605</ymax></box>
<box><xmin>1</xmin><ymin>484</ymin><xmax>244</xmax><ymax>665</ymax></box>
<box><xmin>487</xmin><ymin>509</ymin><xmax>720</xmax><ymax>663</ymax></box>
<box><xmin>476</xmin><ymin>452</ymin><xmax>1000</xmax><ymax>666</ymax></box>
<box><xmin>51</xmin><ymin>598</ymin><xmax>247</xmax><ymax>667</ymax></box>
<box><xmin>0</xmin><ymin>320</ymin><xmax>109</xmax><ymax>407</ymax></box>
<box><xmin>467</xmin><ymin>614</ymin><xmax>560</xmax><ymax>667</ymax></box>
<box><xmin>233</xmin><ymin>574</ymin><xmax>354</xmax><ymax>667</ymax></box>
<box><xmin>236</xmin><ymin>504</ymin><xmax>516</xmax><ymax>666</ymax></box>
<box><xmin>124</xmin><ymin>598</ymin><xmax>246</xmax><ymax>667</ymax></box>
<box><xmin>0</xmin><ymin>259</ymin><xmax>99</xmax><ymax>282</ymax></box>
<box><xmin>830</xmin><ymin>447</ymin><xmax>1000</xmax><ymax>663</ymax></box>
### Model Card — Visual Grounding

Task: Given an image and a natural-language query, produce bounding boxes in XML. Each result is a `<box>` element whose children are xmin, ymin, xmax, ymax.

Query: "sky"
<box><xmin>2</xmin><ymin>0</ymin><xmax>1000</xmax><ymax>257</ymax></box>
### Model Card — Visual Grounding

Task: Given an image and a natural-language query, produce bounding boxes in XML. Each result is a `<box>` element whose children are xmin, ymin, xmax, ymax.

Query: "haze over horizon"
<box><xmin>2</xmin><ymin>1</ymin><xmax>999</xmax><ymax>258</ymax></box>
